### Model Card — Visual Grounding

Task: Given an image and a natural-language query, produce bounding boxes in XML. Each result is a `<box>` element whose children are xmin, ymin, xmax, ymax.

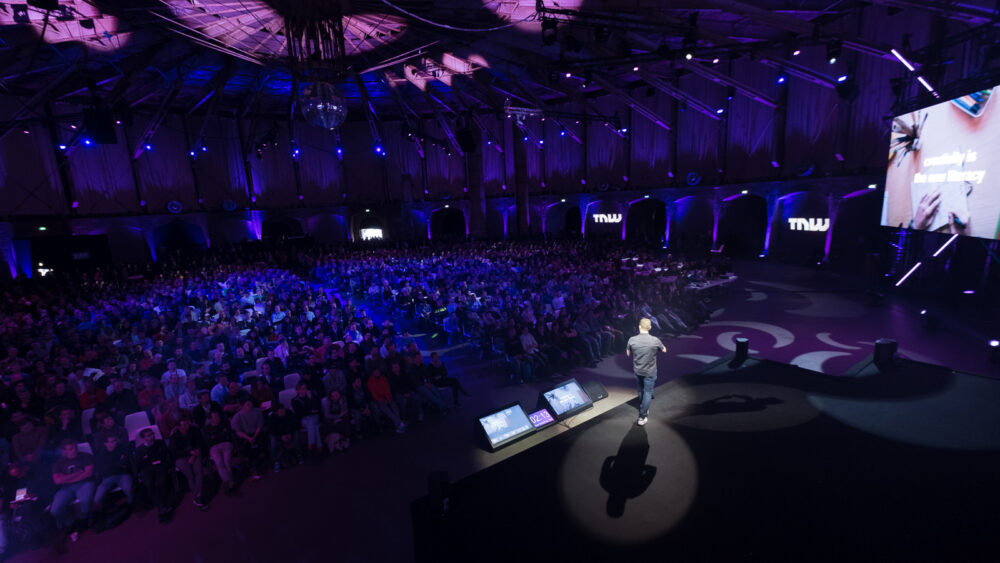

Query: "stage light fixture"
<box><xmin>22</xmin><ymin>129</ymin><xmax>29</xmax><ymax>135</ymax></box>
<box><xmin>837</xmin><ymin>75</ymin><xmax>848</xmax><ymax>82</ymax></box>
<box><xmin>685</xmin><ymin>52</ymin><xmax>693</xmax><ymax>60</ymax></box>
<box><xmin>144</xmin><ymin>144</ymin><xmax>153</xmax><ymax>151</ymax></box>
<box><xmin>38</xmin><ymin>226</ymin><xmax>46</xmax><ymax>231</ymax></box>
<box><xmin>565</xmin><ymin>72</ymin><xmax>572</xmax><ymax>78</ymax></box>
<box><xmin>559</xmin><ymin>130</ymin><xmax>566</xmax><ymax>137</ymax></box>
<box><xmin>58</xmin><ymin>144</ymin><xmax>67</xmax><ymax>150</ymax></box>
<box><xmin>201</xmin><ymin>145</ymin><xmax>208</xmax><ymax>152</ymax></box>
<box><xmin>990</xmin><ymin>340</ymin><xmax>999</xmax><ymax>347</ymax></box>
<box><xmin>868</xmin><ymin>184</ymin><xmax>877</xmax><ymax>189</ymax></box>
<box><xmin>82</xmin><ymin>138</ymin><xmax>92</xmax><ymax>145</ymax></box>
<box><xmin>962</xmin><ymin>290</ymin><xmax>975</xmax><ymax>295</ymax></box>
<box><xmin>792</xmin><ymin>49</ymin><xmax>801</xmax><ymax>56</ymax></box>
<box><xmin>715</xmin><ymin>108</ymin><xmax>724</xmax><ymax>114</ymax></box>
<box><xmin>826</xmin><ymin>41</ymin><xmax>841</xmax><ymax>64</ymax></box>
<box><xmin>776</xmin><ymin>73</ymin><xmax>787</xmax><ymax>84</ymax></box>
<box><xmin>712</xmin><ymin>58</ymin><xmax>720</xmax><ymax>64</ymax></box>
<box><xmin>189</xmin><ymin>150</ymin><xmax>196</xmax><ymax>157</ymax></box>
<box><xmin>632</xmin><ymin>66</ymin><xmax>639</xmax><ymax>72</ymax></box>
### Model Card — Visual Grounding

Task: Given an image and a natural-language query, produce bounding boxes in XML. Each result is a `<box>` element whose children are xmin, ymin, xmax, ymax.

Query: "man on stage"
<box><xmin>626</xmin><ymin>318</ymin><xmax>667</xmax><ymax>426</ymax></box>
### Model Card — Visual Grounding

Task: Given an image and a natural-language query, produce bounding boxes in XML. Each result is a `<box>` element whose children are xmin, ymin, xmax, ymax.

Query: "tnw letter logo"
<box><xmin>592</xmin><ymin>213</ymin><xmax>622</xmax><ymax>223</ymax></box>
<box><xmin>787</xmin><ymin>218</ymin><xmax>830</xmax><ymax>232</ymax></box>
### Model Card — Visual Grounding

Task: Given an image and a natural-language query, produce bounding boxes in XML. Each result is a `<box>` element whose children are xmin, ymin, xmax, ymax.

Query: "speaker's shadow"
<box><xmin>599</xmin><ymin>425</ymin><xmax>657</xmax><ymax>518</ymax></box>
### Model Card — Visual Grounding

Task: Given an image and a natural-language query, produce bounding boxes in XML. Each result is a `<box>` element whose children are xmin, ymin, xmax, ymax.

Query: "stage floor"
<box><xmin>415</xmin><ymin>358</ymin><xmax>1000</xmax><ymax>563</ymax></box>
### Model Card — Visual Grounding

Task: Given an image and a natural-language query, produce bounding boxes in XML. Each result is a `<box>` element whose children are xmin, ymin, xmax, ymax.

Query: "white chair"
<box><xmin>81</xmin><ymin>408</ymin><xmax>96</xmax><ymax>436</ymax></box>
<box><xmin>239</xmin><ymin>370</ymin><xmax>258</xmax><ymax>383</ymax></box>
<box><xmin>76</xmin><ymin>442</ymin><xmax>93</xmax><ymax>455</ymax></box>
<box><xmin>278</xmin><ymin>389</ymin><xmax>296</xmax><ymax>411</ymax></box>
<box><xmin>255</xmin><ymin>357</ymin><xmax>268</xmax><ymax>371</ymax></box>
<box><xmin>284</xmin><ymin>373</ymin><xmax>301</xmax><ymax>390</ymax></box>
<box><xmin>129</xmin><ymin>424</ymin><xmax>163</xmax><ymax>442</ymax></box>
<box><xmin>124</xmin><ymin>411</ymin><xmax>151</xmax><ymax>441</ymax></box>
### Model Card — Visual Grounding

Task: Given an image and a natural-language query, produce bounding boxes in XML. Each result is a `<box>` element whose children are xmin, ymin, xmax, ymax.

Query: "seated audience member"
<box><xmin>366</xmin><ymin>369</ymin><xmax>405</xmax><ymax>434</ymax></box>
<box><xmin>162</xmin><ymin>372</ymin><xmax>186</xmax><ymax>401</ymax></box>
<box><xmin>230</xmin><ymin>398</ymin><xmax>267</xmax><ymax>480</ymax></box>
<box><xmin>191</xmin><ymin>391</ymin><xmax>223</xmax><ymax>428</ymax></box>
<box><xmin>291</xmin><ymin>382</ymin><xmax>322</xmax><ymax>454</ymax></box>
<box><xmin>50</xmin><ymin>440</ymin><xmax>95</xmax><ymax>537</ymax></box>
<box><xmin>321</xmin><ymin>390</ymin><xmax>351</xmax><ymax>452</ymax></box>
<box><xmin>169</xmin><ymin>415</ymin><xmax>208</xmax><ymax>509</ymax></box>
<box><xmin>267</xmin><ymin>403</ymin><xmax>300</xmax><ymax>470</ymax></box>
<box><xmin>160</xmin><ymin>360</ymin><xmax>187</xmax><ymax>386</ymax></box>
<box><xmin>13</xmin><ymin>419</ymin><xmax>47</xmax><ymax>466</ymax></box>
<box><xmin>92</xmin><ymin>413</ymin><xmax>128</xmax><ymax>451</ymax></box>
<box><xmin>177</xmin><ymin>380</ymin><xmax>200</xmax><ymax>411</ymax></box>
<box><xmin>44</xmin><ymin>380</ymin><xmax>79</xmax><ymax>423</ymax></box>
<box><xmin>202</xmin><ymin>410</ymin><xmax>236</xmax><ymax>493</ymax></box>
<box><xmin>408</xmin><ymin>354</ymin><xmax>449</xmax><ymax>414</ymax></box>
<box><xmin>346</xmin><ymin>377</ymin><xmax>374</xmax><ymax>436</ymax></box>
<box><xmin>386</xmin><ymin>362</ymin><xmax>422</xmax><ymax>422</ymax></box>
<box><xmin>105</xmin><ymin>379</ymin><xmax>139</xmax><ymax>423</ymax></box>
<box><xmin>210</xmin><ymin>375</ymin><xmax>230</xmax><ymax>406</ymax></box>
<box><xmin>249</xmin><ymin>377</ymin><xmax>275</xmax><ymax>406</ymax></box>
<box><xmin>49</xmin><ymin>407</ymin><xmax>83</xmax><ymax>448</ymax></box>
<box><xmin>93</xmin><ymin>434</ymin><xmax>134</xmax><ymax>511</ymax></box>
<box><xmin>427</xmin><ymin>353</ymin><xmax>471</xmax><ymax>407</ymax></box>
<box><xmin>133</xmin><ymin>428</ymin><xmax>174</xmax><ymax>523</ymax></box>
<box><xmin>78</xmin><ymin>379</ymin><xmax>107</xmax><ymax>410</ymax></box>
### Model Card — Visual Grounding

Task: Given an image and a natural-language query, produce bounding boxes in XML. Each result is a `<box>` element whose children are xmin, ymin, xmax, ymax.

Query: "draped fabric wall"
<box><xmin>385</xmin><ymin>121</ymin><xmax>423</xmax><ymax>202</ymax></box>
<box><xmin>481</xmin><ymin>115</ymin><xmax>506</xmax><ymax>196</ymax></box>
<box><xmin>676</xmin><ymin>74</ymin><xmax>723</xmax><ymax>182</ymax></box>
<box><xmin>131</xmin><ymin>114</ymin><xmax>197</xmax><ymax>212</ymax></box>
<box><xmin>542</xmin><ymin>103</ymin><xmax>585</xmax><ymax>192</ymax></box>
<box><xmin>0</xmin><ymin>116</ymin><xmax>66</xmax><ymax>216</ymax></box>
<box><xmin>727</xmin><ymin>63</ymin><xmax>780</xmax><ymax>180</ymax></box>
<box><xmin>586</xmin><ymin>96</ymin><xmax>627</xmax><ymax>187</ymax></box>
<box><xmin>251</xmin><ymin>121</ymin><xmax>295</xmax><ymax>208</ymax></box>
<box><xmin>629</xmin><ymin>93</ymin><xmax>674</xmax><ymax>186</ymax></box>
<box><xmin>783</xmin><ymin>46</ymin><xmax>843</xmax><ymax>178</ymax></box>
<box><xmin>422</xmin><ymin>119</ymin><xmax>465</xmax><ymax>197</ymax></box>
<box><xmin>341</xmin><ymin>121</ymin><xmax>384</xmax><ymax>203</ymax></box>
<box><xmin>191</xmin><ymin>117</ymin><xmax>248</xmax><ymax>208</ymax></box>
<box><xmin>297</xmin><ymin>120</ymin><xmax>342</xmax><ymax>205</ymax></box>
<box><xmin>66</xmin><ymin>127</ymin><xmax>136</xmax><ymax>215</ymax></box>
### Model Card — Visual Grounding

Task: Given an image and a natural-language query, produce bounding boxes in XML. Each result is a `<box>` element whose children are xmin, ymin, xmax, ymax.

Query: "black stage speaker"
<box><xmin>28</xmin><ymin>0</ymin><xmax>59</xmax><ymax>10</ymax></box>
<box><xmin>83</xmin><ymin>107</ymin><xmax>117</xmax><ymax>145</ymax></box>
<box><xmin>582</xmin><ymin>380</ymin><xmax>608</xmax><ymax>402</ymax></box>
<box><xmin>874</xmin><ymin>338</ymin><xmax>897</xmax><ymax>371</ymax></box>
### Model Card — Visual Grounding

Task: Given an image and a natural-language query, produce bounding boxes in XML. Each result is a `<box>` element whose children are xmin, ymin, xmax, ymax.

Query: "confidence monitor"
<box><xmin>540</xmin><ymin>378</ymin><xmax>594</xmax><ymax>420</ymax></box>
<box><xmin>477</xmin><ymin>402</ymin><xmax>535</xmax><ymax>452</ymax></box>
<box><xmin>883</xmin><ymin>84</ymin><xmax>1000</xmax><ymax>240</ymax></box>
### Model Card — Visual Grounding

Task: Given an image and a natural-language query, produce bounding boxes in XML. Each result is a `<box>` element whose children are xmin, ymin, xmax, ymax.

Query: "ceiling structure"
<box><xmin>0</xmin><ymin>0</ymin><xmax>996</xmax><ymax>127</ymax></box>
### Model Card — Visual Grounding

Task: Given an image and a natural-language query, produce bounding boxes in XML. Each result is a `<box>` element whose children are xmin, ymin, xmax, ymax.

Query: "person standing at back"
<box><xmin>626</xmin><ymin>318</ymin><xmax>667</xmax><ymax>427</ymax></box>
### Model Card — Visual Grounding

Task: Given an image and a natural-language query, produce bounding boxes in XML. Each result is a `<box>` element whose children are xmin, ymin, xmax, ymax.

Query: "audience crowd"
<box><xmin>0</xmin><ymin>239</ymin><xmax>723</xmax><ymax>556</ymax></box>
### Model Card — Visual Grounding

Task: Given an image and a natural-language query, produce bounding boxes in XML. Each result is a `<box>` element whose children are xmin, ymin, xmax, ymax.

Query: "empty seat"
<box><xmin>278</xmin><ymin>389</ymin><xmax>296</xmax><ymax>411</ymax></box>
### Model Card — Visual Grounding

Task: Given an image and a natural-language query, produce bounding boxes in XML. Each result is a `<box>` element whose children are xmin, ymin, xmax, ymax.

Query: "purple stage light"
<box><xmin>770</xmin><ymin>160</ymin><xmax>780</xmax><ymax>168</ymax></box>
<box><xmin>58</xmin><ymin>144</ymin><xmax>67</xmax><ymax>150</ymax></box>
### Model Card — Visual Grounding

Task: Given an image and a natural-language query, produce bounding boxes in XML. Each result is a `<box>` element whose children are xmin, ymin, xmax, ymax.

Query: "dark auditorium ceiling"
<box><xmin>1</xmin><ymin>0</ymin><xmax>997</xmax><ymax>126</ymax></box>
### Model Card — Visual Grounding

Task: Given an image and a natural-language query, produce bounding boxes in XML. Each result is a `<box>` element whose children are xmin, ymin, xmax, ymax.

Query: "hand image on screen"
<box><xmin>948</xmin><ymin>209</ymin><xmax>970</xmax><ymax>234</ymax></box>
<box><xmin>913</xmin><ymin>189</ymin><xmax>941</xmax><ymax>230</ymax></box>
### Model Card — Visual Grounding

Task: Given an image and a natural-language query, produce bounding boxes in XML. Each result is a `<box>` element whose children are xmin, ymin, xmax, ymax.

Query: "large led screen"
<box><xmin>883</xmin><ymin>86</ymin><xmax>1000</xmax><ymax>240</ymax></box>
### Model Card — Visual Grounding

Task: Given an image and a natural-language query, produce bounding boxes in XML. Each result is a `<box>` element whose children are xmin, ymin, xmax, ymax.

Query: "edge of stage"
<box><xmin>413</xmin><ymin>355</ymin><xmax>1000</xmax><ymax>563</ymax></box>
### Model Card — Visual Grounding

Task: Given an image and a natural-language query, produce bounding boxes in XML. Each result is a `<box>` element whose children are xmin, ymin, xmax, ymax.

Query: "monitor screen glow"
<box><xmin>528</xmin><ymin>408</ymin><xmax>556</xmax><ymax>429</ymax></box>
<box><xmin>542</xmin><ymin>379</ymin><xmax>594</xmax><ymax>418</ymax></box>
<box><xmin>478</xmin><ymin>404</ymin><xmax>534</xmax><ymax>450</ymax></box>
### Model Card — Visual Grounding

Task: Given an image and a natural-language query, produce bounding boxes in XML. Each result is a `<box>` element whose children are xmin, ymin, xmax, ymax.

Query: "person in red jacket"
<box><xmin>366</xmin><ymin>369</ymin><xmax>405</xmax><ymax>434</ymax></box>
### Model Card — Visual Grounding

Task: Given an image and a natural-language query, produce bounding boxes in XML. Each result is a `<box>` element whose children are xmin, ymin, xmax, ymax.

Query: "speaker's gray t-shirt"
<box><xmin>627</xmin><ymin>333</ymin><xmax>664</xmax><ymax>378</ymax></box>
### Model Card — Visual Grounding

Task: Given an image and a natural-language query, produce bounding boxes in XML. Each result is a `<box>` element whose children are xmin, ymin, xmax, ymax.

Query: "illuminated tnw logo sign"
<box><xmin>787</xmin><ymin>218</ymin><xmax>830</xmax><ymax>232</ymax></box>
<box><xmin>592</xmin><ymin>213</ymin><xmax>622</xmax><ymax>224</ymax></box>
